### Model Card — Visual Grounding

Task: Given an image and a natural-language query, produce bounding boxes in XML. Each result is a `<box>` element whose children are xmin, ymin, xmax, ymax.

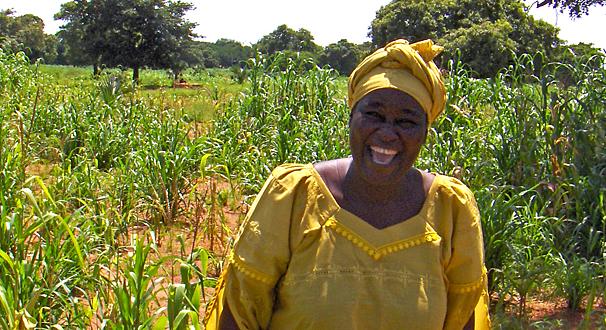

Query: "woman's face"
<box><xmin>349</xmin><ymin>88</ymin><xmax>427</xmax><ymax>185</ymax></box>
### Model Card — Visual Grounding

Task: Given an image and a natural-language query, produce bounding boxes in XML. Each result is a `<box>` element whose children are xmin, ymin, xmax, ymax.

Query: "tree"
<box><xmin>212</xmin><ymin>39</ymin><xmax>252</xmax><ymax>67</ymax></box>
<box><xmin>165</xmin><ymin>39</ymin><xmax>205</xmax><ymax>80</ymax></box>
<box><xmin>370</xmin><ymin>0</ymin><xmax>561</xmax><ymax>77</ymax></box>
<box><xmin>370</xmin><ymin>1</ymin><xmax>450</xmax><ymax>47</ymax></box>
<box><xmin>318</xmin><ymin>39</ymin><xmax>362</xmax><ymax>75</ymax></box>
<box><xmin>56</xmin><ymin>0</ymin><xmax>198</xmax><ymax>81</ymax></box>
<box><xmin>55</xmin><ymin>1</ymin><xmax>103</xmax><ymax>70</ymax></box>
<box><xmin>56</xmin><ymin>0</ymin><xmax>126</xmax><ymax>73</ymax></box>
<box><xmin>254</xmin><ymin>24</ymin><xmax>322</xmax><ymax>71</ymax></box>
<box><xmin>0</xmin><ymin>9</ymin><xmax>22</xmax><ymax>53</ymax></box>
<box><xmin>255</xmin><ymin>24</ymin><xmax>321</xmax><ymax>55</ymax></box>
<box><xmin>0</xmin><ymin>9</ymin><xmax>58</xmax><ymax>63</ymax></box>
<box><xmin>440</xmin><ymin>19</ymin><xmax>517</xmax><ymax>77</ymax></box>
<box><xmin>534</xmin><ymin>0</ymin><xmax>606</xmax><ymax>17</ymax></box>
<box><xmin>194</xmin><ymin>41</ymin><xmax>220</xmax><ymax>68</ymax></box>
<box><xmin>54</xmin><ymin>27</ymin><xmax>91</xmax><ymax>67</ymax></box>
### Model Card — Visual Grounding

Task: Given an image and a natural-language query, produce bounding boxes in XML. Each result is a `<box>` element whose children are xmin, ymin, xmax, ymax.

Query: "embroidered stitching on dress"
<box><xmin>229</xmin><ymin>252</ymin><xmax>274</xmax><ymax>284</ymax></box>
<box><xmin>203</xmin><ymin>264</ymin><xmax>227</xmax><ymax>325</ymax></box>
<box><xmin>449</xmin><ymin>268</ymin><xmax>487</xmax><ymax>293</ymax></box>
<box><xmin>324</xmin><ymin>218</ymin><xmax>441</xmax><ymax>260</ymax></box>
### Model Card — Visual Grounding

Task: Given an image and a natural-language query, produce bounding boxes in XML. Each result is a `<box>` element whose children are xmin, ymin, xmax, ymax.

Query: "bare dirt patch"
<box><xmin>495</xmin><ymin>293</ymin><xmax>605</xmax><ymax>329</ymax></box>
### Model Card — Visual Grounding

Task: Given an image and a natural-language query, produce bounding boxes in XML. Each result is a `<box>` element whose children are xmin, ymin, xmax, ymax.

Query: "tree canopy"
<box><xmin>212</xmin><ymin>39</ymin><xmax>253</xmax><ymax>67</ymax></box>
<box><xmin>535</xmin><ymin>0</ymin><xmax>606</xmax><ymax>17</ymax></box>
<box><xmin>255</xmin><ymin>24</ymin><xmax>321</xmax><ymax>54</ymax></box>
<box><xmin>56</xmin><ymin>0</ymin><xmax>198</xmax><ymax>81</ymax></box>
<box><xmin>6</xmin><ymin>1</ymin><xmax>595</xmax><ymax>80</ymax></box>
<box><xmin>318</xmin><ymin>39</ymin><xmax>364</xmax><ymax>75</ymax></box>
<box><xmin>0</xmin><ymin>9</ymin><xmax>57</xmax><ymax>63</ymax></box>
<box><xmin>370</xmin><ymin>0</ymin><xmax>561</xmax><ymax>77</ymax></box>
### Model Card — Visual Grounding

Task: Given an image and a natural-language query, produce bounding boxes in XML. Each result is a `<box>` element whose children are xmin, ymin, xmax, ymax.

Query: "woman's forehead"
<box><xmin>357</xmin><ymin>88</ymin><xmax>425</xmax><ymax>115</ymax></box>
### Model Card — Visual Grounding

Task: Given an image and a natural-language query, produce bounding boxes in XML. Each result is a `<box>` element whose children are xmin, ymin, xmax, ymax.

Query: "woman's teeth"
<box><xmin>370</xmin><ymin>146</ymin><xmax>397</xmax><ymax>165</ymax></box>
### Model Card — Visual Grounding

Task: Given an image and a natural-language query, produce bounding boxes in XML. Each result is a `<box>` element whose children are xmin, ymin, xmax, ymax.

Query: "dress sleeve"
<box><xmin>443</xmin><ymin>191</ymin><xmax>491</xmax><ymax>330</ymax></box>
<box><xmin>204</xmin><ymin>167</ymin><xmax>299</xmax><ymax>330</ymax></box>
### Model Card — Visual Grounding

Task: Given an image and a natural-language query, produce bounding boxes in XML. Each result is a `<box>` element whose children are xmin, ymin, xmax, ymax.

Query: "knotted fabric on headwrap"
<box><xmin>348</xmin><ymin>39</ymin><xmax>446</xmax><ymax>124</ymax></box>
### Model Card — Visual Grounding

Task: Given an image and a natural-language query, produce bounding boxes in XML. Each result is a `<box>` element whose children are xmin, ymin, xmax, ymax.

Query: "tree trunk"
<box><xmin>132</xmin><ymin>64</ymin><xmax>139</xmax><ymax>84</ymax></box>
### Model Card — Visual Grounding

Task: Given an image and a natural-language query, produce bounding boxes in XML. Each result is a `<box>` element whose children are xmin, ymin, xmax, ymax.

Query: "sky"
<box><xmin>2</xmin><ymin>0</ymin><xmax>605</xmax><ymax>49</ymax></box>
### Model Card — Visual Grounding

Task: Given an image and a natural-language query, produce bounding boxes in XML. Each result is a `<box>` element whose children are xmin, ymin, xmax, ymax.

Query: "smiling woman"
<box><xmin>204</xmin><ymin>39</ymin><xmax>490</xmax><ymax>330</ymax></box>
<box><xmin>349</xmin><ymin>89</ymin><xmax>427</xmax><ymax>184</ymax></box>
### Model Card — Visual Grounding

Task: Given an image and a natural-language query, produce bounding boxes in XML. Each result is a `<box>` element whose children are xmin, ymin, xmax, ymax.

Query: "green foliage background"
<box><xmin>4</xmin><ymin>0</ymin><xmax>604</xmax><ymax>82</ymax></box>
<box><xmin>1</xmin><ymin>45</ymin><xmax>605</xmax><ymax>327</ymax></box>
<box><xmin>370</xmin><ymin>0</ymin><xmax>562</xmax><ymax>77</ymax></box>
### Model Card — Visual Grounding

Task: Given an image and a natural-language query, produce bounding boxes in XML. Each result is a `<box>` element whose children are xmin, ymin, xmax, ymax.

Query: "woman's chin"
<box><xmin>358</xmin><ymin>160</ymin><xmax>407</xmax><ymax>185</ymax></box>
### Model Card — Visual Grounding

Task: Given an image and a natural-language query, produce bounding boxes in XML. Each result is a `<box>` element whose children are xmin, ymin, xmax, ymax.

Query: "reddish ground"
<box><xmin>172</xmin><ymin>81</ymin><xmax>203</xmax><ymax>89</ymax></box>
<box><xmin>494</xmin><ymin>294</ymin><xmax>605</xmax><ymax>329</ymax></box>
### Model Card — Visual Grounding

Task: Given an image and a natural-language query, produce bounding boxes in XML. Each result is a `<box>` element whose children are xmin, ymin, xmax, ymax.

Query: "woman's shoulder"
<box><xmin>431</xmin><ymin>173</ymin><xmax>476</xmax><ymax>205</ymax></box>
<box><xmin>264</xmin><ymin>163</ymin><xmax>338</xmax><ymax>224</ymax></box>
<box><xmin>269</xmin><ymin>163</ymin><xmax>318</xmax><ymax>190</ymax></box>
<box><xmin>429</xmin><ymin>174</ymin><xmax>481</xmax><ymax>228</ymax></box>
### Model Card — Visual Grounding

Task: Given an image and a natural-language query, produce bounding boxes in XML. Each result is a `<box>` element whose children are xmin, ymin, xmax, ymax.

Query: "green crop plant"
<box><xmin>104</xmin><ymin>235</ymin><xmax>164</xmax><ymax>328</ymax></box>
<box><xmin>135</xmin><ymin>108</ymin><xmax>202</xmax><ymax>225</ymax></box>
<box><xmin>164</xmin><ymin>237</ymin><xmax>210</xmax><ymax>329</ymax></box>
<box><xmin>0</xmin><ymin>177</ymin><xmax>92</xmax><ymax>328</ymax></box>
<box><xmin>2</xmin><ymin>43</ymin><xmax>606</xmax><ymax>326</ymax></box>
<box><xmin>207</xmin><ymin>53</ymin><xmax>350</xmax><ymax>195</ymax></box>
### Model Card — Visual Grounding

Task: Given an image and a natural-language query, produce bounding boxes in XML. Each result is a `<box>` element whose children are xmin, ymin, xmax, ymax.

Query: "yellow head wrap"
<box><xmin>348</xmin><ymin>39</ymin><xmax>447</xmax><ymax>124</ymax></box>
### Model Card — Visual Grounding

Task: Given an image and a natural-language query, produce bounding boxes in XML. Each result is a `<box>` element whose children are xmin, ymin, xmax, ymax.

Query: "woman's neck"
<box><xmin>342</xmin><ymin>164</ymin><xmax>421</xmax><ymax>206</ymax></box>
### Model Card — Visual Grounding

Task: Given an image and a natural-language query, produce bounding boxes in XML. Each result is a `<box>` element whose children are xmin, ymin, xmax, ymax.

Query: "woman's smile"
<box><xmin>369</xmin><ymin>145</ymin><xmax>398</xmax><ymax>165</ymax></box>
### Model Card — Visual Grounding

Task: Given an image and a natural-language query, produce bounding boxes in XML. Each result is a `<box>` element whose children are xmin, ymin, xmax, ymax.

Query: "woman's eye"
<box><xmin>365</xmin><ymin>111</ymin><xmax>382</xmax><ymax>119</ymax></box>
<box><xmin>395</xmin><ymin>118</ymin><xmax>415</xmax><ymax>127</ymax></box>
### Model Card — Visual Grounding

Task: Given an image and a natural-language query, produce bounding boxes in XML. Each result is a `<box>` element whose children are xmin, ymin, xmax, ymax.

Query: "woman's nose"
<box><xmin>375</xmin><ymin>125</ymin><xmax>399</xmax><ymax>142</ymax></box>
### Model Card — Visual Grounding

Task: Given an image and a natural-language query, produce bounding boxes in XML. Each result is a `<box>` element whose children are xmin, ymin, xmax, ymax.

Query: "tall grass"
<box><xmin>434</xmin><ymin>52</ymin><xmax>606</xmax><ymax>320</ymax></box>
<box><xmin>0</xmin><ymin>49</ymin><xmax>218</xmax><ymax>327</ymax></box>
<box><xmin>207</xmin><ymin>53</ymin><xmax>350</xmax><ymax>195</ymax></box>
<box><xmin>1</xmin><ymin>46</ymin><xmax>605</xmax><ymax>327</ymax></box>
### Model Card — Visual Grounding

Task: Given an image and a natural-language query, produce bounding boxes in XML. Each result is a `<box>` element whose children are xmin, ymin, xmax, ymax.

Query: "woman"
<box><xmin>204</xmin><ymin>39</ymin><xmax>490</xmax><ymax>330</ymax></box>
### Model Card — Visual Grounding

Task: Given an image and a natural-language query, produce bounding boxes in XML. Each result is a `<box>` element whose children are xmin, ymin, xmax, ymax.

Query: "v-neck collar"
<box><xmin>307</xmin><ymin>164</ymin><xmax>442</xmax><ymax>256</ymax></box>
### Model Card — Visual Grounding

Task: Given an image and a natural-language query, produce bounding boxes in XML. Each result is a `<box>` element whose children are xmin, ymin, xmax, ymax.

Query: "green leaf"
<box><xmin>33</xmin><ymin>176</ymin><xmax>56</xmax><ymax>207</ymax></box>
<box><xmin>57</xmin><ymin>214</ymin><xmax>85</xmax><ymax>271</ymax></box>
<box><xmin>197</xmin><ymin>248</ymin><xmax>209</xmax><ymax>276</ymax></box>
<box><xmin>173</xmin><ymin>309</ymin><xmax>193</xmax><ymax>329</ymax></box>
<box><xmin>153</xmin><ymin>316</ymin><xmax>168</xmax><ymax>330</ymax></box>
<box><xmin>0</xmin><ymin>286</ymin><xmax>14</xmax><ymax>328</ymax></box>
<box><xmin>191</xmin><ymin>284</ymin><xmax>201</xmax><ymax>311</ymax></box>
<box><xmin>0</xmin><ymin>249</ymin><xmax>15</xmax><ymax>271</ymax></box>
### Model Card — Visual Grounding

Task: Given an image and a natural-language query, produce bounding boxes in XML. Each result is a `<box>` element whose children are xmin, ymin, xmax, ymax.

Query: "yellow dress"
<box><xmin>204</xmin><ymin>164</ymin><xmax>490</xmax><ymax>330</ymax></box>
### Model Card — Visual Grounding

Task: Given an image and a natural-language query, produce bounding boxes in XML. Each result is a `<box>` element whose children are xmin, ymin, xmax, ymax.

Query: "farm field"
<box><xmin>1</xmin><ymin>50</ymin><xmax>605</xmax><ymax>329</ymax></box>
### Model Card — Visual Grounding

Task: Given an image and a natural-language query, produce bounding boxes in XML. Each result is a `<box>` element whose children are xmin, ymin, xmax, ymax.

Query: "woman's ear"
<box><xmin>348</xmin><ymin>104</ymin><xmax>356</xmax><ymax>127</ymax></box>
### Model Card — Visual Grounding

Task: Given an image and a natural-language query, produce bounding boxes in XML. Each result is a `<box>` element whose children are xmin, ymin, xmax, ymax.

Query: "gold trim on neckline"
<box><xmin>324</xmin><ymin>218</ymin><xmax>441</xmax><ymax>260</ymax></box>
